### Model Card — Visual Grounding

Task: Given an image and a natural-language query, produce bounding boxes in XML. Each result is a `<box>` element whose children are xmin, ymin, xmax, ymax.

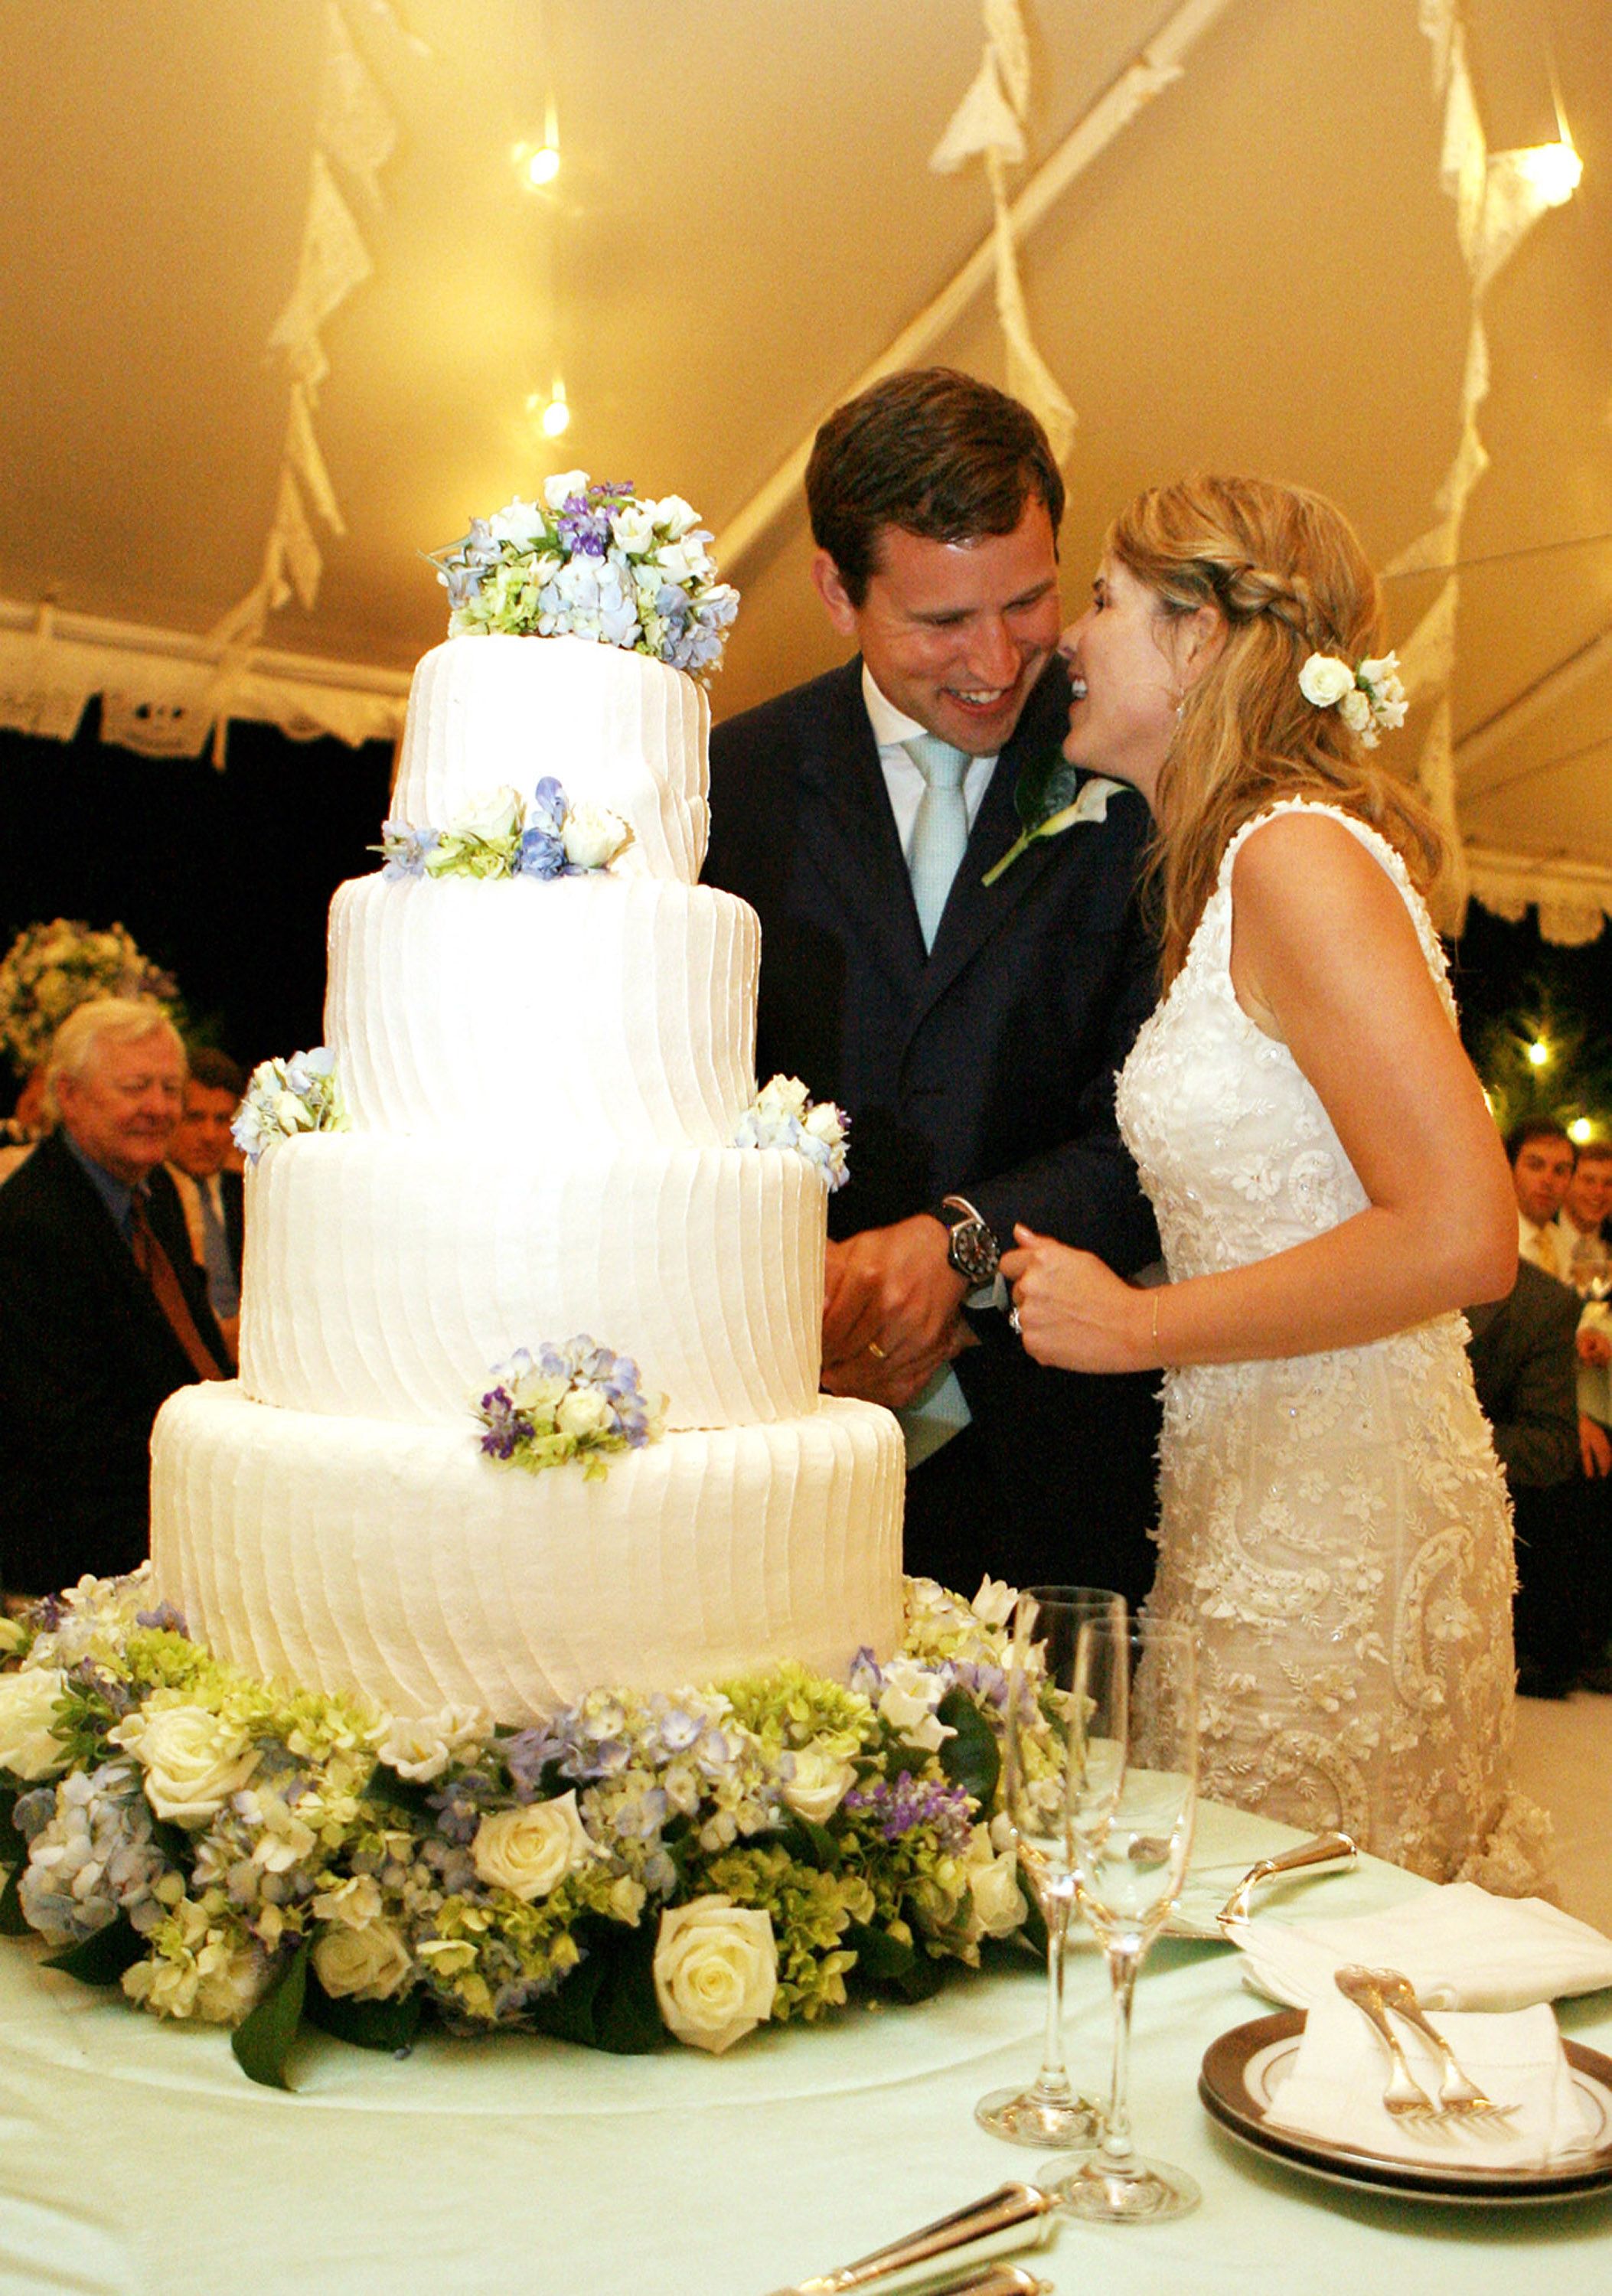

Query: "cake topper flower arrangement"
<box><xmin>376</xmin><ymin>776</ymin><xmax>633</xmax><ymax>884</ymax></box>
<box><xmin>733</xmin><ymin>1075</ymin><xmax>850</xmax><ymax>1190</ymax></box>
<box><xmin>232</xmin><ymin>1047</ymin><xmax>350</xmax><ymax>1164</ymax></box>
<box><xmin>476</xmin><ymin>1338</ymin><xmax>666</xmax><ymax>1480</ymax></box>
<box><xmin>431</xmin><ymin>473</ymin><xmax>739</xmax><ymax>682</ymax></box>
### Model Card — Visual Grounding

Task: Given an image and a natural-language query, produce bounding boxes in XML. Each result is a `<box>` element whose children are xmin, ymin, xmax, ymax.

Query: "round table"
<box><xmin>2</xmin><ymin>1803</ymin><xmax>1607</xmax><ymax>2294</ymax></box>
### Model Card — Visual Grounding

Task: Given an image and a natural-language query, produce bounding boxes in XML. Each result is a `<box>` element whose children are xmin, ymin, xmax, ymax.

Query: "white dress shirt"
<box><xmin>862</xmin><ymin>666</ymin><xmax>997</xmax><ymax>857</ymax></box>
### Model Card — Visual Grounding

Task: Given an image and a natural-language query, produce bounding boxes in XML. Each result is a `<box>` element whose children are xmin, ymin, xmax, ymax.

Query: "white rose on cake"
<box><xmin>543</xmin><ymin>469</ymin><xmax>591</xmax><ymax>510</ymax></box>
<box><xmin>0</xmin><ymin>1668</ymin><xmax>71</xmax><ymax>1781</ymax></box>
<box><xmin>472</xmin><ymin>1792</ymin><xmax>596</xmax><ymax>1901</ymax></box>
<box><xmin>560</xmin><ymin>802</ymin><xmax>630</xmax><ymax>872</ymax></box>
<box><xmin>376</xmin><ymin>1704</ymin><xmax>491</xmax><ymax>1785</ymax></box>
<box><xmin>109</xmin><ymin>1701</ymin><xmax>259</xmax><ymax>1825</ymax></box>
<box><xmin>653</xmin><ymin>1894</ymin><xmax>778</xmax><ymax>2054</ymax></box>
<box><xmin>555</xmin><ymin>1385</ymin><xmax>614</xmax><ymax>1440</ymax></box>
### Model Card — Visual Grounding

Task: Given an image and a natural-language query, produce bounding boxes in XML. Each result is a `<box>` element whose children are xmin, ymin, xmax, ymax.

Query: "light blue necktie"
<box><xmin>904</xmin><ymin>734</ymin><xmax>971</xmax><ymax>951</ymax></box>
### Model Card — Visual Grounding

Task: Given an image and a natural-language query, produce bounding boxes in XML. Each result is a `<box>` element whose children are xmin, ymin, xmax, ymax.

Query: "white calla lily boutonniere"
<box><xmin>982</xmin><ymin>765</ymin><xmax>1128</xmax><ymax>889</ymax></box>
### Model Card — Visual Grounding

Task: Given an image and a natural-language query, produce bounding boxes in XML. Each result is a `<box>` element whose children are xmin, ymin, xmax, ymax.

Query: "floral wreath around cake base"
<box><xmin>0</xmin><ymin>1572</ymin><xmax>1046</xmax><ymax>2086</ymax></box>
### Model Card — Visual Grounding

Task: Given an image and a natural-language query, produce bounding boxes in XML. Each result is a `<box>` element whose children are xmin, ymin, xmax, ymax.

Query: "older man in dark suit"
<box><xmin>0</xmin><ymin>998</ymin><xmax>229</xmax><ymax>1600</ymax></box>
<box><xmin>704</xmin><ymin>369</ymin><xmax>1159</xmax><ymax>1600</ymax></box>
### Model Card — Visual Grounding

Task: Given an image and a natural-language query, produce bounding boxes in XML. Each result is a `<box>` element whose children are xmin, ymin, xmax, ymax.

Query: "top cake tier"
<box><xmin>392</xmin><ymin>634</ymin><xmax>711</xmax><ymax>885</ymax></box>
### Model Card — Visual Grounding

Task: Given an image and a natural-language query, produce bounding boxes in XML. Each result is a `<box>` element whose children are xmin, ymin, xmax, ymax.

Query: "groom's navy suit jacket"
<box><xmin>704</xmin><ymin>655</ymin><xmax>1162</xmax><ymax>1596</ymax></box>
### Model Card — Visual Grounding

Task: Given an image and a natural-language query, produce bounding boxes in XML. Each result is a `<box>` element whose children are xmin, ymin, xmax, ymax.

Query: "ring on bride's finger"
<box><xmin>1007</xmin><ymin>1307</ymin><xmax>1023</xmax><ymax>1336</ymax></box>
<box><xmin>866</xmin><ymin>1339</ymin><xmax>887</xmax><ymax>1360</ymax></box>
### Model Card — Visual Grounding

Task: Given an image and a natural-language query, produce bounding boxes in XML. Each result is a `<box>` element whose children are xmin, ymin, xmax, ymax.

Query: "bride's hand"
<box><xmin>1001</xmin><ymin>1225</ymin><xmax>1154</xmax><ymax>1373</ymax></box>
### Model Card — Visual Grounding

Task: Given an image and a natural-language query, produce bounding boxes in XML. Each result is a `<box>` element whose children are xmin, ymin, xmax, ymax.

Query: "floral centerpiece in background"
<box><xmin>431</xmin><ymin>474</ymin><xmax>739</xmax><ymax>681</ymax></box>
<box><xmin>0</xmin><ymin>919</ymin><xmax>181</xmax><ymax>1078</ymax></box>
<box><xmin>0</xmin><ymin>1573</ymin><xmax>1039</xmax><ymax>2086</ymax></box>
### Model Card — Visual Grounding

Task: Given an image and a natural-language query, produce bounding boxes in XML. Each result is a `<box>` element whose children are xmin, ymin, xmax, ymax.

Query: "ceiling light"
<box><xmin>1569</xmin><ymin>1117</ymin><xmax>1594</xmax><ymax>1145</ymax></box>
<box><xmin>540</xmin><ymin>384</ymin><xmax>571</xmax><ymax>438</ymax></box>
<box><xmin>1526</xmin><ymin>1039</ymin><xmax>1552</xmax><ymax>1068</ymax></box>
<box><xmin>1516</xmin><ymin>140</ymin><xmax>1582</xmax><ymax>207</ymax></box>
<box><xmin>526</xmin><ymin>144</ymin><xmax>560</xmax><ymax>188</ymax></box>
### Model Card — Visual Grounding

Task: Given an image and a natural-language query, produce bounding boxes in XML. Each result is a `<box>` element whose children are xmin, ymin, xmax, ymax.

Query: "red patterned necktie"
<box><xmin>129</xmin><ymin>1195</ymin><xmax>227</xmax><ymax>1382</ymax></box>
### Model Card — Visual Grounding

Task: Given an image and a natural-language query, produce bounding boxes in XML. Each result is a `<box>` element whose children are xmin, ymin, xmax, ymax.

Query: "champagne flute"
<box><xmin>974</xmin><ymin>1585</ymin><xmax>1124</xmax><ymax>2149</ymax></box>
<box><xmin>1052</xmin><ymin>1615</ymin><xmax>1200</xmax><ymax>2224</ymax></box>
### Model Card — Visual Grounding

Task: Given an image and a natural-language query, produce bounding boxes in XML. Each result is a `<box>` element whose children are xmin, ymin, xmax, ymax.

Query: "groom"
<box><xmin>703</xmin><ymin>367</ymin><xmax>1160</xmax><ymax>1600</ymax></box>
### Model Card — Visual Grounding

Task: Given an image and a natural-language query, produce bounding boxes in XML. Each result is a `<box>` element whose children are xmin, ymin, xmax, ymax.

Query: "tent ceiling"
<box><xmin>2</xmin><ymin>0</ymin><xmax>1608</xmax><ymax>883</ymax></box>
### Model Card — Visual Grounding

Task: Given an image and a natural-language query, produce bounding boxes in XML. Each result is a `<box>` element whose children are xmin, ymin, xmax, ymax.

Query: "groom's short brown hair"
<box><xmin>806</xmin><ymin>367</ymin><xmax>1064</xmax><ymax>606</ymax></box>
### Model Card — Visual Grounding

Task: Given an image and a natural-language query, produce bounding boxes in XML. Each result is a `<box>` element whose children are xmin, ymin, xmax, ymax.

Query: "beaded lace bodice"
<box><xmin>1120</xmin><ymin>802</ymin><xmax>1544</xmax><ymax>1888</ymax></box>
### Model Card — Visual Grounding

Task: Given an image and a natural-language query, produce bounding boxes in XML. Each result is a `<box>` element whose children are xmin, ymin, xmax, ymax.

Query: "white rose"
<box><xmin>781</xmin><ymin>1746</ymin><xmax>857</xmax><ymax>1825</ymax></box>
<box><xmin>555</xmin><ymin>1385</ymin><xmax>613</xmax><ymax>1440</ymax></box>
<box><xmin>488</xmin><ymin>496</ymin><xmax>549</xmax><ymax>547</ymax></box>
<box><xmin>759</xmin><ymin>1074</ymin><xmax>810</xmax><ymax>1119</ymax></box>
<box><xmin>194</xmin><ymin>1936</ymin><xmax>272</xmax><ymax>2025</ymax></box>
<box><xmin>449</xmin><ymin>785</ymin><xmax>524</xmax><ymax>843</ymax></box>
<box><xmin>0</xmin><ymin>1667</ymin><xmax>70</xmax><ymax>1781</ymax></box>
<box><xmin>802</xmin><ymin>1101</ymin><xmax>845</xmax><ymax>1147</ymax></box>
<box><xmin>1336</xmin><ymin>686</ymin><xmax>1373</xmax><ymax>735</ymax></box>
<box><xmin>472</xmin><ymin>1792</ymin><xmax>594</xmax><ymax>1901</ymax></box>
<box><xmin>876</xmin><ymin>1658</ymin><xmax>955</xmax><ymax>1753</ymax></box>
<box><xmin>274</xmin><ymin>1088</ymin><xmax>312</xmax><ymax>1134</ymax></box>
<box><xmin>560</xmin><ymin>803</ymin><xmax>629</xmax><ymax>872</ymax></box>
<box><xmin>375</xmin><ymin>1703</ymin><xmax>490</xmax><ymax>1785</ymax></box>
<box><xmin>109</xmin><ymin>1703</ymin><xmax>259</xmax><ymax>1825</ymax></box>
<box><xmin>970</xmin><ymin>1849</ymin><xmax>1029</xmax><ymax>1937</ymax></box>
<box><xmin>1297</xmin><ymin>653</ymin><xmax>1354</xmax><ymax>708</ymax></box>
<box><xmin>312</xmin><ymin>1918</ymin><xmax>414</xmax><ymax>2002</ymax></box>
<box><xmin>653</xmin><ymin>1894</ymin><xmax>778</xmax><ymax>2054</ymax></box>
<box><xmin>543</xmin><ymin>469</ymin><xmax>592</xmax><ymax>510</ymax></box>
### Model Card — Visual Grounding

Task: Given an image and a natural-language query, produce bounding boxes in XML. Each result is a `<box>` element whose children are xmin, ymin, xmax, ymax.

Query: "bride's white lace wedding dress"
<box><xmin>1118</xmin><ymin>801</ymin><xmax>1546</xmax><ymax>1887</ymax></box>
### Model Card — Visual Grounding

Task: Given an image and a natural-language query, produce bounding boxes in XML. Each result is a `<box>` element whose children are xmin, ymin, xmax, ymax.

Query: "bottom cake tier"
<box><xmin>149</xmin><ymin>1384</ymin><xmax>906</xmax><ymax>1725</ymax></box>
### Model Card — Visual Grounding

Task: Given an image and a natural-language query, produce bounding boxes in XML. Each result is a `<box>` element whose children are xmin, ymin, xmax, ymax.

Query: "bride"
<box><xmin>1003</xmin><ymin>475</ymin><xmax>1546</xmax><ymax>1887</ymax></box>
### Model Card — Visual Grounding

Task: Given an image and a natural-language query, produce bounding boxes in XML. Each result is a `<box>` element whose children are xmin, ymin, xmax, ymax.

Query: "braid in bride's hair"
<box><xmin>1108</xmin><ymin>475</ymin><xmax>1444</xmax><ymax>986</ymax></box>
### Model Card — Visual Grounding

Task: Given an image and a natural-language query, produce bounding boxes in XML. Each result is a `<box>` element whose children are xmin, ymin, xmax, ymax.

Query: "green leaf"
<box><xmin>0</xmin><ymin>1858</ymin><xmax>30</xmax><ymax>1937</ymax></box>
<box><xmin>304</xmin><ymin>1974</ymin><xmax>423</xmax><ymax>2056</ymax></box>
<box><xmin>776</xmin><ymin>1813</ymin><xmax>841</xmax><ymax>1871</ymax></box>
<box><xmin>1013</xmin><ymin>748</ymin><xmax>1082</xmax><ymax>837</ymax></box>
<box><xmin>231</xmin><ymin>1939</ymin><xmax>310</xmax><ymax>2091</ymax></box>
<box><xmin>841</xmin><ymin>1921</ymin><xmax>917</xmax><ymax>1984</ymax></box>
<box><xmin>42</xmin><ymin>1915</ymin><xmax>146</xmax><ymax>1986</ymax></box>
<box><xmin>527</xmin><ymin>1923</ymin><xmax>664</xmax><ymax>2055</ymax></box>
<box><xmin>935</xmin><ymin>1688</ymin><xmax>1000</xmax><ymax>1809</ymax></box>
<box><xmin>888</xmin><ymin>1945</ymin><xmax>948</xmax><ymax>2004</ymax></box>
<box><xmin>357</xmin><ymin>1768</ymin><xmax>437</xmax><ymax>1823</ymax></box>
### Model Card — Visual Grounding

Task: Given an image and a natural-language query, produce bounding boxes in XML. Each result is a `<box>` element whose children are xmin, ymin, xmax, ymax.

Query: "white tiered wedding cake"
<box><xmin>149</xmin><ymin>490</ymin><xmax>904</xmax><ymax>1724</ymax></box>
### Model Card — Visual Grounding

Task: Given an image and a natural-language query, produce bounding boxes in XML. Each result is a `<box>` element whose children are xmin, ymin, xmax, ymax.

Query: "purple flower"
<box><xmin>844</xmin><ymin>1772</ymin><xmax>975</xmax><ymax>1856</ymax></box>
<box><xmin>135</xmin><ymin>1601</ymin><xmax>188</xmax><ymax>1636</ymax></box>
<box><xmin>430</xmin><ymin>1770</ymin><xmax>495</xmax><ymax>1847</ymax></box>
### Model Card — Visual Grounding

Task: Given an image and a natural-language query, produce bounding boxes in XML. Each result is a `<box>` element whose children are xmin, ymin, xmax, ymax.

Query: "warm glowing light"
<box><xmin>527</xmin><ymin>144</ymin><xmax>560</xmax><ymax>187</ymax></box>
<box><xmin>1516</xmin><ymin>140</ymin><xmax>1582</xmax><ymax>207</ymax></box>
<box><xmin>1570</xmin><ymin>1117</ymin><xmax>1595</xmax><ymax>1145</ymax></box>
<box><xmin>1526</xmin><ymin>1039</ymin><xmax>1552</xmax><ymax>1068</ymax></box>
<box><xmin>540</xmin><ymin>386</ymin><xmax>571</xmax><ymax>438</ymax></box>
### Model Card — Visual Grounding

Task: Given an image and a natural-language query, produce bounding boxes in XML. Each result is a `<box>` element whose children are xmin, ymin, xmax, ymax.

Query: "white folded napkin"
<box><xmin>1262</xmin><ymin>1991</ymin><xmax>1598</xmax><ymax>2170</ymax></box>
<box><xmin>1231</xmin><ymin>1883</ymin><xmax>1612</xmax><ymax>2012</ymax></box>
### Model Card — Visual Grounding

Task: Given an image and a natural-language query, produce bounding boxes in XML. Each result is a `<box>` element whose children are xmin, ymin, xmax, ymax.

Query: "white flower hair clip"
<box><xmin>1297</xmin><ymin>651</ymin><xmax>1408</xmax><ymax>748</ymax></box>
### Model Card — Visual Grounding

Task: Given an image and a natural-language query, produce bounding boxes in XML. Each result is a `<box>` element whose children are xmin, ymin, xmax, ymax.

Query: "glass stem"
<box><xmin>1031</xmin><ymin>1887</ymin><xmax>1075</xmax><ymax>2105</ymax></box>
<box><xmin>1098</xmin><ymin>1941</ymin><xmax>1144</xmax><ymax>2171</ymax></box>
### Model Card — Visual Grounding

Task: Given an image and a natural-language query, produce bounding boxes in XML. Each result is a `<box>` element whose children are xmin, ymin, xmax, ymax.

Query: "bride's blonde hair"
<box><xmin>1108</xmin><ymin>475</ymin><xmax>1444</xmax><ymax>986</ymax></box>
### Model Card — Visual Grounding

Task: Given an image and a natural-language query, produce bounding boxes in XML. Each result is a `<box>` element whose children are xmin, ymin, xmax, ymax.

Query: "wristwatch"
<box><xmin>941</xmin><ymin>1194</ymin><xmax>1000</xmax><ymax>1287</ymax></box>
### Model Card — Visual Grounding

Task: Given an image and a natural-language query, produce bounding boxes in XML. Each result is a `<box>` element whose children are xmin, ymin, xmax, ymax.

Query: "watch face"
<box><xmin>948</xmin><ymin>1219</ymin><xmax>999</xmax><ymax>1284</ymax></box>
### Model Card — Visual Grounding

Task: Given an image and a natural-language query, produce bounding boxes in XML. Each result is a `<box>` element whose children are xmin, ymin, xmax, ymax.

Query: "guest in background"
<box><xmin>0</xmin><ymin>1065</ymin><xmax>49</xmax><ymax>1187</ymax></box>
<box><xmin>1508</xmin><ymin>1119</ymin><xmax>1577</xmax><ymax>1277</ymax></box>
<box><xmin>0</xmin><ymin>999</ymin><xmax>228</xmax><ymax>1601</ymax></box>
<box><xmin>1557</xmin><ymin>1139</ymin><xmax>1611</xmax><ymax>1271</ymax></box>
<box><xmin>166</xmin><ymin>1047</ymin><xmax>246</xmax><ymax>1361</ymax></box>
<box><xmin>1466</xmin><ymin>1260</ymin><xmax>1582</xmax><ymax>1700</ymax></box>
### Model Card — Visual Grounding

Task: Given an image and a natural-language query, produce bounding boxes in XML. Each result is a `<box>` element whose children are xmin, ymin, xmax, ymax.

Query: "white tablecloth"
<box><xmin>2</xmin><ymin>1804</ymin><xmax>1608</xmax><ymax>2294</ymax></box>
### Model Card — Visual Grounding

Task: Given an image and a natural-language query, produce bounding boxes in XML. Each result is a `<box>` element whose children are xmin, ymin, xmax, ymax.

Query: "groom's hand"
<box><xmin>821</xmin><ymin>1216</ymin><xmax>969</xmax><ymax>1400</ymax></box>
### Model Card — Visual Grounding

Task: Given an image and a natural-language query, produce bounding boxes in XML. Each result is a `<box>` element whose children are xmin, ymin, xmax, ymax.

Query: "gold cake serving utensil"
<box><xmin>761</xmin><ymin>2183</ymin><xmax>1056</xmax><ymax>2296</ymax></box>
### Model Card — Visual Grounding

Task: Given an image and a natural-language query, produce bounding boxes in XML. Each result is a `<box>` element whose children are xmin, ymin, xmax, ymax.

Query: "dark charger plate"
<box><xmin>1199</xmin><ymin>2009</ymin><xmax>1612</xmax><ymax>2205</ymax></box>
